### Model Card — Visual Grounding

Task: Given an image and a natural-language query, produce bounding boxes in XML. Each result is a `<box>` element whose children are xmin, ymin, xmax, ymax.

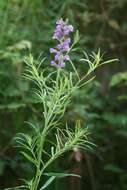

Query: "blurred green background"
<box><xmin>0</xmin><ymin>0</ymin><xmax>127</xmax><ymax>189</ymax></box>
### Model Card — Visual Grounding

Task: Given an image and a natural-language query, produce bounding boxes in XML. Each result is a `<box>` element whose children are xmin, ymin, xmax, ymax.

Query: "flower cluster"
<box><xmin>50</xmin><ymin>18</ymin><xmax>74</xmax><ymax>68</ymax></box>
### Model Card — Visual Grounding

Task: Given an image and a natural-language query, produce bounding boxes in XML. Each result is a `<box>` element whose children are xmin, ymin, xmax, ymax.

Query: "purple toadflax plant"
<box><xmin>5</xmin><ymin>18</ymin><xmax>117</xmax><ymax>190</ymax></box>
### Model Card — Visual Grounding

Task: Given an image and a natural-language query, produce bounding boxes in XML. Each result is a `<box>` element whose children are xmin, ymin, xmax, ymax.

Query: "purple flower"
<box><xmin>65</xmin><ymin>38</ymin><xmax>71</xmax><ymax>44</ymax></box>
<box><xmin>63</xmin><ymin>25</ymin><xmax>74</xmax><ymax>35</ymax></box>
<box><xmin>57</xmin><ymin>43</ymin><xmax>69</xmax><ymax>52</ymax></box>
<box><xmin>59</xmin><ymin>61</ymin><xmax>65</xmax><ymax>68</ymax></box>
<box><xmin>52</xmin><ymin>18</ymin><xmax>73</xmax><ymax>41</ymax></box>
<box><xmin>57</xmin><ymin>38</ymin><xmax>71</xmax><ymax>52</ymax></box>
<box><xmin>50</xmin><ymin>48</ymin><xmax>57</xmax><ymax>53</ymax></box>
<box><xmin>51</xmin><ymin>60</ymin><xmax>65</xmax><ymax>69</ymax></box>
<box><xmin>55</xmin><ymin>52</ymin><xmax>61</xmax><ymax>61</ymax></box>
<box><xmin>51</xmin><ymin>60</ymin><xmax>57</xmax><ymax>66</ymax></box>
<box><xmin>50</xmin><ymin>18</ymin><xmax>74</xmax><ymax>68</ymax></box>
<box><xmin>62</xmin><ymin>38</ymin><xmax>71</xmax><ymax>51</ymax></box>
<box><xmin>62</xmin><ymin>44</ymin><xmax>70</xmax><ymax>52</ymax></box>
<box><xmin>56</xmin><ymin>18</ymin><xmax>65</xmax><ymax>26</ymax></box>
<box><xmin>64</xmin><ymin>55</ymin><xmax>70</xmax><ymax>61</ymax></box>
<box><xmin>53</xmin><ymin>30</ymin><xmax>63</xmax><ymax>40</ymax></box>
<box><xmin>57</xmin><ymin>44</ymin><xmax>63</xmax><ymax>50</ymax></box>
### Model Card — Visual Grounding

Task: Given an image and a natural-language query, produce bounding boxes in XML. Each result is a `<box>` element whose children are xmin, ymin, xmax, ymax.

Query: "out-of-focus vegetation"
<box><xmin>0</xmin><ymin>0</ymin><xmax>127</xmax><ymax>189</ymax></box>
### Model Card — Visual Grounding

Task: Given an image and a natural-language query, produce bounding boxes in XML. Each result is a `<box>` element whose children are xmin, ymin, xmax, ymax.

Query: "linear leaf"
<box><xmin>39</xmin><ymin>176</ymin><xmax>56</xmax><ymax>190</ymax></box>
<box><xmin>20</xmin><ymin>151</ymin><xmax>37</xmax><ymax>166</ymax></box>
<box><xmin>43</xmin><ymin>172</ymin><xmax>81</xmax><ymax>178</ymax></box>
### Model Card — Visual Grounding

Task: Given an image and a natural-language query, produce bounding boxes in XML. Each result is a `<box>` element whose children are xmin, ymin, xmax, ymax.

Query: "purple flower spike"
<box><xmin>50</xmin><ymin>18</ymin><xmax>74</xmax><ymax>68</ymax></box>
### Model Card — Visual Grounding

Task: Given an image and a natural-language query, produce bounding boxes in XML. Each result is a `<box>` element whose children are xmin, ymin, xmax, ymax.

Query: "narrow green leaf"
<box><xmin>43</xmin><ymin>172</ymin><xmax>81</xmax><ymax>178</ymax></box>
<box><xmin>5</xmin><ymin>185</ymin><xmax>27</xmax><ymax>190</ymax></box>
<box><xmin>20</xmin><ymin>151</ymin><xmax>37</xmax><ymax>166</ymax></box>
<box><xmin>39</xmin><ymin>176</ymin><xmax>56</xmax><ymax>190</ymax></box>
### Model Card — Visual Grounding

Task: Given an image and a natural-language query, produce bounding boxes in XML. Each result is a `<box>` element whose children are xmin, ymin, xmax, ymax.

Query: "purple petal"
<box><xmin>59</xmin><ymin>61</ymin><xmax>65</xmax><ymax>68</ymax></box>
<box><xmin>64</xmin><ymin>38</ymin><xmax>71</xmax><ymax>45</ymax></box>
<box><xmin>63</xmin><ymin>25</ymin><xmax>74</xmax><ymax>35</ymax></box>
<box><xmin>56</xmin><ymin>25</ymin><xmax>62</xmax><ymax>30</ymax></box>
<box><xmin>51</xmin><ymin>60</ymin><xmax>56</xmax><ymax>66</ymax></box>
<box><xmin>64</xmin><ymin>55</ymin><xmax>70</xmax><ymax>61</ymax></box>
<box><xmin>63</xmin><ymin>27</ymin><xmax>70</xmax><ymax>35</ymax></box>
<box><xmin>63</xmin><ymin>45</ymin><xmax>70</xmax><ymax>51</ymax></box>
<box><xmin>55</xmin><ymin>53</ymin><xmax>60</xmax><ymax>61</ymax></box>
<box><xmin>68</xmin><ymin>25</ymin><xmax>74</xmax><ymax>32</ymax></box>
<box><xmin>57</xmin><ymin>44</ymin><xmax>63</xmax><ymax>50</ymax></box>
<box><xmin>56</xmin><ymin>18</ymin><xmax>65</xmax><ymax>26</ymax></box>
<box><xmin>50</xmin><ymin>48</ymin><xmax>57</xmax><ymax>53</ymax></box>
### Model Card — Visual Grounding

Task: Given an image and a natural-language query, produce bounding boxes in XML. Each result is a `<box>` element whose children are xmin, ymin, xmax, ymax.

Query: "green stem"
<box><xmin>32</xmin><ymin>135</ymin><xmax>44</xmax><ymax>190</ymax></box>
<box><xmin>31</xmin><ymin>69</ymin><xmax>61</xmax><ymax>190</ymax></box>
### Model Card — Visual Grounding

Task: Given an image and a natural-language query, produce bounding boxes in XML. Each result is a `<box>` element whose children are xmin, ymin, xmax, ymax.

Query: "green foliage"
<box><xmin>0</xmin><ymin>0</ymin><xmax>127</xmax><ymax>190</ymax></box>
<box><xmin>104</xmin><ymin>164</ymin><xmax>124</xmax><ymax>174</ymax></box>
<box><xmin>110</xmin><ymin>71</ymin><xmax>127</xmax><ymax>87</ymax></box>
